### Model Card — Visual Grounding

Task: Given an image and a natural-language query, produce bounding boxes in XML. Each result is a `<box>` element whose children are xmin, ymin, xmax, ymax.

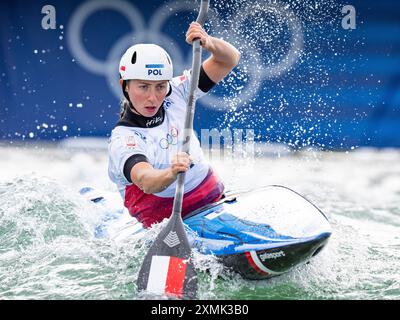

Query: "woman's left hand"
<box><xmin>185</xmin><ymin>22</ymin><xmax>215</xmax><ymax>52</ymax></box>
<box><xmin>185</xmin><ymin>20</ymin><xmax>240</xmax><ymax>85</ymax></box>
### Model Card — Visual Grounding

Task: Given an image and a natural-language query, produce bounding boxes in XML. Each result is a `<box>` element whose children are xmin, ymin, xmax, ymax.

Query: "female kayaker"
<box><xmin>108</xmin><ymin>22</ymin><xmax>240</xmax><ymax>228</ymax></box>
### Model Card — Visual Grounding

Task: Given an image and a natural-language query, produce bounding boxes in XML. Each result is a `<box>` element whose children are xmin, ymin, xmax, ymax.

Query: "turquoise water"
<box><xmin>0</xmin><ymin>144</ymin><xmax>399</xmax><ymax>299</ymax></box>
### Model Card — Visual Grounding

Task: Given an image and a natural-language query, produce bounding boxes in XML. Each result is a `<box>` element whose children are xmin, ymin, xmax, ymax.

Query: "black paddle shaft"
<box><xmin>136</xmin><ymin>0</ymin><xmax>209</xmax><ymax>300</ymax></box>
<box><xmin>172</xmin><ymin>0</ymin><xmax>209</xmax><ymax>218</ymax></box>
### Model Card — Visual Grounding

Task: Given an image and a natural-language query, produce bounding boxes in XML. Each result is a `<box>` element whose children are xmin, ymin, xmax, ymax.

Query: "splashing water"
<box><xmin>0</xmin><ymin>144</ymin><xmax>399</xmax><ymax>300</ymax></box>
<box><xmin>0</xmin><ymin>0</ymin><xmax>398</xmax><ymax>300</ymax></box>
<box><xmin>202</xmin><ymin>0</ymin><xmax>369</xmax><ymax>150</ymax></box>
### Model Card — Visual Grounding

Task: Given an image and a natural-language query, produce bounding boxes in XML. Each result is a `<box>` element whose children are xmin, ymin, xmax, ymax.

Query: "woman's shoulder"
<box><xmin>110</xmin><ymin>126</ymin><xmax>148</xmax><ymax>144</ymax></box>
<box><xmin>169</xmin><ymin>69</ymin><xmax>191</xmax><ymax>98</ymax></box>
<box><xmin>171</xmin><ymin>69</ymin><xmax>191</xmax><ymax>88</ymax></box>
<box><xmin>111</xmin><ymin>124</ymin><xmax>146</xmax><ymax>135</ymax></box>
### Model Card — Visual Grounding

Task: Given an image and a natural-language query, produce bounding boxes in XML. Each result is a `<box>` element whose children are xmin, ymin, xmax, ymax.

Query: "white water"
<box><xmin>0</xmin><ymin>141</ymin><xmax>399</xmax><ymax>299</ymax></box>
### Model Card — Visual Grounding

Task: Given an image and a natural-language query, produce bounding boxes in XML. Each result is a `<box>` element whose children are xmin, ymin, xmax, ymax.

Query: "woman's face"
<box><xmin>125</xmin><ymin>80</ymin><xmax>169</xmax><ymax>117</ymax></box>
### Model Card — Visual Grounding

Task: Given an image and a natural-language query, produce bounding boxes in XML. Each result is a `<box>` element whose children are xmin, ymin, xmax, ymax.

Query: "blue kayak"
<box><xmin>80</xmin><ymin>185</ymin><xmax>332</xmax><ymax>280</ymax></box>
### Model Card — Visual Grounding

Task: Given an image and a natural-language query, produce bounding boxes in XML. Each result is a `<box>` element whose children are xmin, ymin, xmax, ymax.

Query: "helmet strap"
<box><xmin>166</xmin><ymin>81</ymin><xmax>172</xmax><ymax>97</ymax></box>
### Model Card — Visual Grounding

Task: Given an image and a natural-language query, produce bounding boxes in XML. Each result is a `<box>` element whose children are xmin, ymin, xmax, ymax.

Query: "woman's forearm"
<box><xmin>131</xmin><ymin>162</ymin><xmax>176</xmax><ymax>194</ymax></box>
<box><xmin>138</xmin><ymin>167</ymin><xmax>175</xmax><ymax>194</ymax></box>
<box><xmin>206</xmin><ymin>36</ymin><xmax>241</xmax><ymax>69</ymax></box>
<box><xmin>131</xmin><ymin>153</ymin><xmax>191</xmax><ymax>194</ymax></box>
<box><xmin>186</xmin><ymin>22</ymin><xmax>241</xmax><ymax>84</ymax></box>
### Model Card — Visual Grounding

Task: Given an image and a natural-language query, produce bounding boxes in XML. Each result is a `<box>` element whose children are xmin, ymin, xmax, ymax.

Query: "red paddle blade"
<box><xmin>146</xmin><ymin>256</ymin><xmax>188</xmax><ymax>299</ymax></box>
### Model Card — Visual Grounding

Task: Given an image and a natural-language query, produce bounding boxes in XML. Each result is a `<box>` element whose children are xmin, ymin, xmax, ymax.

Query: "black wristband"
<box><xmin>198</xmin><ymin>65</ymin><xmax>216</xmax><ymax>93</ymax></box>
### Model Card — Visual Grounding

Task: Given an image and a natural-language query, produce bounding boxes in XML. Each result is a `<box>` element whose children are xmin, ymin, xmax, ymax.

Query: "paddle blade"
<box><xmin>136</xmin><ymin>216</ymin><xmax>198</xmax><ymax>299</ymax></box>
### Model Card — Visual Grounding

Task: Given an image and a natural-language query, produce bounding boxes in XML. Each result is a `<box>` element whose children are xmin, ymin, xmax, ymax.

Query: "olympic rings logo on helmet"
<box><xmin>67</xmin><ymin>0</ymin><xmax>304</xmax><ymax>111</ymax></box>
<box><xmin>159</xmin><ymin>127</ymin><xmax>179</xmax><ymax>149</ymax></box>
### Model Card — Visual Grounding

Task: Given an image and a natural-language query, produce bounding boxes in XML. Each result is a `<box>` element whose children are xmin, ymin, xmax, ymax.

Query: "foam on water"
<box><xmin>0</xmin><ymin>144</ymin><xmax>399</xmax><ymax>299</ymax></box>
<box><xmin>0</xmin><ymin>0</ymin><xmax>397</xmax><ymax>300</ymax></box>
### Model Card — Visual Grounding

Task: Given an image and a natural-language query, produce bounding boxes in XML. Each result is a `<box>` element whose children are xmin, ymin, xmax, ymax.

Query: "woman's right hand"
<box><xmin>170</xmin><ymin>152</ymin><xmax>192</xmax><ymax>178</ymax></box>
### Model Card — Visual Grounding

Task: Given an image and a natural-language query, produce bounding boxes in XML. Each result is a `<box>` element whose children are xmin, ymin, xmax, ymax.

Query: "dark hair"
<box><xmin>119</xmin><ymin>79</ymin><xmax>130</xmax><ymax>119</ymax></box>
<box><xmin>120</xmin><ymin>98</ymin><xmax>130</xmax><ymax>118</ymax></box>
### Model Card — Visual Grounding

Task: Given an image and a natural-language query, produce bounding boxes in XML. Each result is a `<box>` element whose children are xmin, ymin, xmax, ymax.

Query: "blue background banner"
<box><xmin>0</xmin><ymin>0</ymin><xmax>399</xmax><ymax>149</ymax></box>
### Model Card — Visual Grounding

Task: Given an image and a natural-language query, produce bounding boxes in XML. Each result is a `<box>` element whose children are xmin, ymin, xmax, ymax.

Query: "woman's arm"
<box><xmin>130</xmin><ymin>152</ymin><xmax>192</xmax><ymax>194</ymax></box>
<box><xmin>186</xmin><ymin>22</ymin><xmax>241</xmax><ymax>84</ymax></box>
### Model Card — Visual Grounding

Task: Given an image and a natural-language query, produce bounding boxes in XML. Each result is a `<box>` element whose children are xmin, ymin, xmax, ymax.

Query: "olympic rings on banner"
<box><xmin>67</xmin><ymin>0</ymin><xmax>304</xmax><ymax>111</ymax></box>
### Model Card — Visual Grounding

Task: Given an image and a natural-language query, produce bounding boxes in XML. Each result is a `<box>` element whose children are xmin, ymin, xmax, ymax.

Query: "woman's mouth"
<box><xmin>144</xmin><ymin>106</ymin><xmax>157</xmax><ymax>114</ymax></box>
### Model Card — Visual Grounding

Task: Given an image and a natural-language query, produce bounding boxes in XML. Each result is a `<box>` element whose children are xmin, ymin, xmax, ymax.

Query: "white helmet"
<box><xmin>119</xmin><ymin>44</ymin><xmax>173</xmax><ymax>81</ymax></box>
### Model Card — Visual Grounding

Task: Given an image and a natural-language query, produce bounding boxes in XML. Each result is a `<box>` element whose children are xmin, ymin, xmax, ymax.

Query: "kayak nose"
<box><xmin>222</xmin><ymin>232</ymin><xmax>331</xmax><ymax>280</ymax></box>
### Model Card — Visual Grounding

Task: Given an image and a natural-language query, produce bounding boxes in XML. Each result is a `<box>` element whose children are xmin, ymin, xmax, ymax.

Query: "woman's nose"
<box><xmin>147</xmin><ymin>87</ymin><xmax>158</xmax><ymax>101</ymax></box>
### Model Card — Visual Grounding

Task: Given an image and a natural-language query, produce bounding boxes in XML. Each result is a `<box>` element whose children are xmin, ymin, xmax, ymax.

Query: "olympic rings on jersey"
<box><xmin>67</xmin><ymin>0</ymin><xmax>304</xmax><ymax>111</ymax></box>
<box><xmin>159</xmin><ymin>127</ymin><xmax>179</xmax><ymax>149</ymax></box>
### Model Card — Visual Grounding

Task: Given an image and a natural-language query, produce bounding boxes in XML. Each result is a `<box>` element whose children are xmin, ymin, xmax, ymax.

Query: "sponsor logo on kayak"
<box><xmin>259</xmin><ymin>250</ymin><xmax>285</xmax><ymax>261</ymax></box>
